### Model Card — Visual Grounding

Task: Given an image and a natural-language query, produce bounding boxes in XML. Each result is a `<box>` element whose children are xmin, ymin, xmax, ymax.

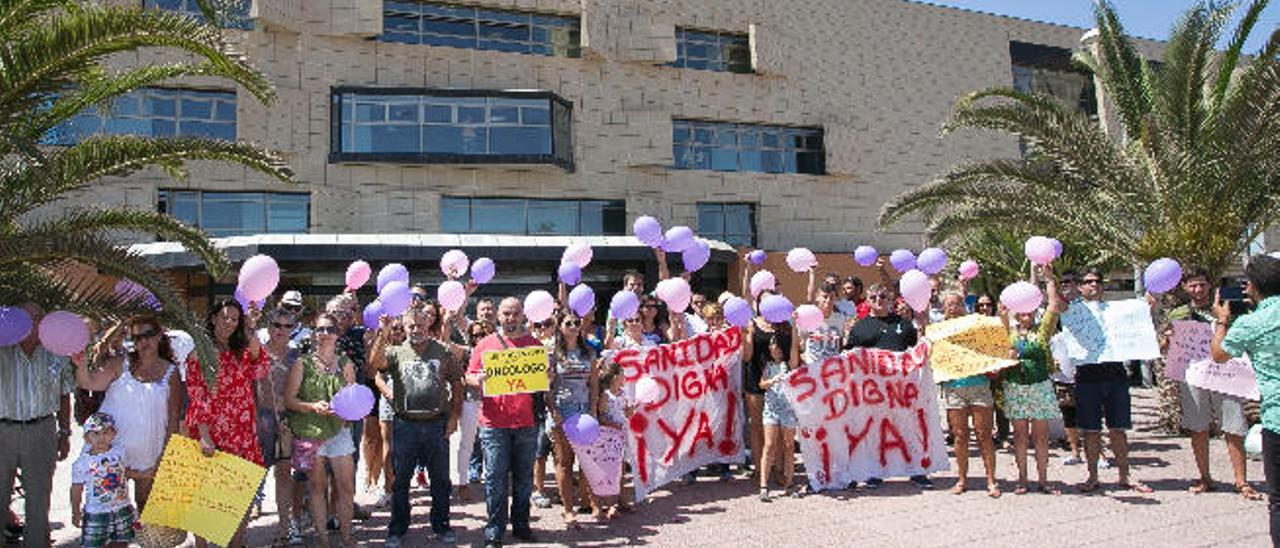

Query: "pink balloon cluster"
<box><xmin>958</xmin><ymin>260</ymin><xmax>980</xmax><ymax>280</ymax></box>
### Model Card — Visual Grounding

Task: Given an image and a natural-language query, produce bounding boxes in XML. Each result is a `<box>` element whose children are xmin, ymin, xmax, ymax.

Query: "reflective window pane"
<box><xmin>42</xmin><ymin>88</ymin><xmax>237</xmax><ymax>145</ymax></box>
<box><xmin>672</xmin><ymin>119</ymin><xmax>823</xmax><ymax>175</ymax></box>
<box><xmin>144</xmin><ymin>0</ymin><xmax>251</xmax><ymax>29</ymax></box>
<box><xmin>443</xmin><ymin>197</ymin><xmax>625</xmax><ymax>235</ymax></box>
<box><xmin>697</xmin><ymin>202</ymin><xmax>756</xmax><ymax>246</ymax></box>
<box><xmin>380</xmin><ymin>1</ymin><xmax>580</xmax><ymax>58</ymax></box>
<box><xmin>671</xmin><ymin>28</ymin><xmax>752</xmax><ymax>73</ymax></box>
<box><xmin>155</xmin><ymin>191</ymin><xmax>309</xmax><ymax>237</ymax></box>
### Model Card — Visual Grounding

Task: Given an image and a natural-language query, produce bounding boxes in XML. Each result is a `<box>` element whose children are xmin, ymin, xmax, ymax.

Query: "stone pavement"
<box><xmin>28</xmin><ymin>389</ymin><xmax>1271</xmax><ymax>547</ymax></box>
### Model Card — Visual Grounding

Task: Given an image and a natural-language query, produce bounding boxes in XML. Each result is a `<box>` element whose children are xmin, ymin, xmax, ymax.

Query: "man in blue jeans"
<box><xmin>1070</xmin><ymin>268</ymin><xmax>1151</xmax><ymax>494</ymax></box>
<box><xmin>370</xmin><ymin>306</ymin><xmax>463</xmax><ymax>546</ymax></box>
<box><xmin>466</xmin><ymin>297</ymin><xmax>546</xmax><ymax>548</ymax></box>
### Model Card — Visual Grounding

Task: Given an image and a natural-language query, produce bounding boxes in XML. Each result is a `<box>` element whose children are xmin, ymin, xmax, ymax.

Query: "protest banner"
<box><xmin>925</xmin><ymin>314</ymin><xmax>1018</xmax><ymax>382</ymax></box>
<box><xmin>572</xmin><ymin>426</ymin><xmax>627</xmax><ymax>496</ymax></box>
<box><xmin>140</xmin><ymin>435</ymin><xmax>266</xmax><ymax>546</ymax></box>
<box><xmin>481</xmin><ymin>346</ymin><xmax>549</xmax><ymax>396</ymax></box>
<box><xmin>1166</xmin><ymin>320</ymin><xmax>1260</xmax><ymax>399</ymax></box>
<box><xmin>783</xmin><ymin>342</ymin><xmax>949</xmax><ymax>490</ymax></box>
<box><xmin>1059</xmin><ymin>299</ymin><xmax>1160</xmax><ymax>363</ymax></box>
<box><xmin>611</xmin><ymin>328</ymin><xmax>744</xmax><ymax>501</ymax></box>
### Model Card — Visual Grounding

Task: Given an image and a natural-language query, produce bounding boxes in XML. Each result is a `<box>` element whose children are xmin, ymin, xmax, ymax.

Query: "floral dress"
<box><xmin>184</xmin><ymin>349</ymin><xmax>269</xmax><ymax>465</ymax></box>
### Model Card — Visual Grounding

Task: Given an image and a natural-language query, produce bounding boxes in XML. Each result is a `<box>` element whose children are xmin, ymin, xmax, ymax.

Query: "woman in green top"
<box><xmin>999</xmin><ymin>267</ymin><xmax>1063</xmax><ymax>495</ymax></box>
<box><xmin>285</xmin><ymin>313</ymin><xmax>357</xmax><ymax>548</ymax></box>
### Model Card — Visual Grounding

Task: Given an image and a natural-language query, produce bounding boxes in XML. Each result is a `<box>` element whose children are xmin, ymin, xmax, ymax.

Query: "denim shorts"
<box><xmin>1074</xmin><ymin>379</ymin><xmax>1131</xmax><ymax>431</ymax></box>
<box><xmin>318</xmin><ymin>426</ymin><xmax>356</xmax><ymax>458</ymax></box>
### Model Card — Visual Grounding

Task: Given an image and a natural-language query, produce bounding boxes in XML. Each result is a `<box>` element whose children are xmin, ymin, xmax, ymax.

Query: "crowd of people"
<box><xmin>2</xmin><ymin>248</ymin><xmax>1279</xmax><ymax>547</ymax></box>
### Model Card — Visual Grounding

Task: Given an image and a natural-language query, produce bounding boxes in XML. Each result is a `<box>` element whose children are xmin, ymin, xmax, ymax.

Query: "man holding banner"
<box><xmin>465</xmin><ymin>297</ymin><xmax>547</xmax><ymax>548</ymax></box>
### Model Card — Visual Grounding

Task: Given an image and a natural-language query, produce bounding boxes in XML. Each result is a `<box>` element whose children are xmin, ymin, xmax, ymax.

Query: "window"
<box><xmin>441</xmin><ymin>197</ymin><xmax>625</xmax><ymax>235</ymax></box>
<box><xmin>673</xmin><ymin>119</ymin><xmax>824</xmax><ymax>174</ymax></box>
<box><xmin>332</xmin><ymin>88</ymin><xmax>573</xmax><ymax>169</ymax></box>
<box><xmin>144</xmin><ymin>0</ymin><xmax>252</xmax><ymax>29</ymax></box>
<box><xmin>671</xmin><ymin>28</ymin><xmax>752</xmax><ymax>73</ymax></box>
<box><xmin>1010</xmin><ymin>42</ymin><xmax>1097</xmax><ymax>117</ymax></box>
<box><xmin>381</xmin><ymin>2</ymin><xmax>580</xmax><ymax>58</ymax></box>
<box><xmin>158</xmin><ymin>191</ymin><xmax>309</xmax><ymax>237</ymax></box>
<box><xmin>43</xmin><ymin>88</ymin><xmax>236</xmax><ymax>146</ymax></box>
<box><xmin>697</xmin><ymin>203</ymin><xmax>756</xmax><ymax>247</ymax></box>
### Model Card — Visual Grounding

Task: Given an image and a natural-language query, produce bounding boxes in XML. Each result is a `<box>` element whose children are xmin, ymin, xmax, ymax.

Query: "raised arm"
<box><xmin>806</xmin><ymin>267</ymin><xmax>818</xmax><ymax>303</ymax></box>
<box><xmin>655</xmin><ymin>247</ymin><xmax>671</xmax><ymax>282</ymax></box>
<box><xmin>740</xmin><ymin>255</ymin><xmax>755</xmax><ymax>300</ymax></box>
<box><xmin>367</xmin><ymin>318</ymin><xmax>392</xmax><ymax>372</ymax></box>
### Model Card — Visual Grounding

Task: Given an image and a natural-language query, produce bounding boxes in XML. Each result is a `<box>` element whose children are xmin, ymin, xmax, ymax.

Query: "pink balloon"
<box><xmin>562</xmin><ymin>244</ymin><xmax>593</xmax><ymax>269</ymax></box>
<box><xmin>38</xmin><ymin>311</ymin><xmax>89</xmax><ymax>356</ymax></box>
<box><xmin>899</xmin><ymin>269</ymin><xmax>931</xmax><ymax>313</ymax></box>
<box><xmin>1024</xmin><ymin>236</ymin><xmax>1056</xmax><ymax>266</ymax></box>
<box><xmin>749</xmin><ymin>270</ymin><xmax>777</xmax><ymax>297</ymax></box>
<box><xmin>346</xmin><ymin>260</ymin><xmax>371</xmax><ymax>291</ymax></box>
<box><xmin>1000</xmin><ymin>281</ymin><xmax>1044</xmax><ymax>314</ymax></box>
<box><xmin>635</xmin><ymin>376</ymin><xmax>662</xmax><ymax>404</ymax></box>
<box><xmin>237</xmin><ymin>254</ymin><xmax>279</xmax><ymax>302</ymax></box>
<box><xmin>525</xmin><ymin>290</ymin><xmax>556</xmax><ymax>323</ymax></box>
<box><xmin>959</xmin><ymin>260</ymin><xmax>980</xmax><ymax>280</ymax></box>
<box><xmin>440</xmin><ymin>249</ymin><xmax>470</xmax><ymax>277</ymax></box>
<box><xmin>786</xmin><ymin>248</ymin><xmax>818</xmax><ymax>273</ymax></box>
<box><xmin>656</xmin><ymin>278</ymin><xmax>692</xmax><ymax>313</ymax></box>
<box><xmin>438</xmin><ymin>280</ymin><xmax>466</xmax><ymax>312</ymax></box>
<box><xmin>795</xmin><ymin>304</ymin><xmax>824</xmax><ymax>331</ymax></box>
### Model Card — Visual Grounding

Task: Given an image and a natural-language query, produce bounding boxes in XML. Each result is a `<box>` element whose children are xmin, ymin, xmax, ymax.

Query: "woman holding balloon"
<box><xmin>547</xmin><ymin>310</ymin><xmax>600</xmax><ymax>528</ymax></box>
<box><xmin>285</xmin><ymin>312</ymin><xmax>358</xmax><ymax>548</ymax></box>
<box><xmin>999</xmin><ymin>268</ymin><xmax>1063</xmax><ymax>495</ymax></box>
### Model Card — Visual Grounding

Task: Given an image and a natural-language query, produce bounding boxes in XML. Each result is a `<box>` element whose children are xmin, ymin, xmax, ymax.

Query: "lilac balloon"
<box><xmin>331</xmin><ymin>384</ymin><xmax>375</xmax><ymax>421</ymax></box>
<box><xmin>234</xmin><ymin>286</ymin><xmax>253</xmax><ymax>312</ymax></box>
<box><xmin>749</xmin><ymin>270</ymin><xmax>777</xmax><ymax>297</ymax></box>
<box><xmin>1048</xmin><ymin>238</ymin><xmax>1063</xmax><ymax>259</ymax></box>
<box><xmin>558</xmin><ymin>262</ymin><xmax>582</xmax><ymax>285</ymax></box>
<box><xmin>916</xmin><ymin>248</ymin><xmax>948</xmax><ymax>275</ymax></box>
<box><xmin>747</xmin><ymin>250</ymin><xmax>767</xmax><ymax>265</ymax></box>
<box><xmin>1024</xmin><ymin>236</ymin><xmax>1056</xmax><ymax>266</ymax></box>
<box><xmin>470</xmin><ymin>258</ymin><xmax>496</xmax><ymax>285</ymax></box>
<box><xmin>899</xmin><ymin>269</ymin><xmax>931</xmax><ymax>313</ymax></box>
<box><xmin>889</xmin><ymin>249</ymin><xmax>916</xmax><ymax>273</ymax></box>
<box><xmin>723</xmin><ymin>297</ymin><xmax>754</xmax><ymax>327</ymax></box>
<box><xmin>438</xmin><ymin>280</ymin><xmax>467</xmax><ymax>312</ymax></box>
<box><xmin>38</xmin><ymin>311</ymin><xmax>89</xmax><ymax>356</ymax></box>
<box><xmin>362</xmin><ymin>301</ymin><xmax>384</xmax><ymax>330</ymax></box>
<box><xmin>682</xmin><ymin>239</ymin><xmax>711</xmax><ymax>272</ymax></box>
<box><xmin>114</xmin><ymin>279</ymin><xmax>160</xmax><ymax>311</ymax></box>
<box><xmin>380</xmin><ymin>281</ymin><xmax>412</xmax><ymax>317</ymax></box>
<box><xmin>1000</xmin><ymin>281</ymin><xmax>1044</xmax><ymax>314</ymax></box>
<box><xmin>0</xmin><ymin>307</ymin><xmax>33</xmax><ymax>346</ymax></box>
<box><xmin>610</xmin><ymin>291</ymin><xmax>639</xmax><ymax>320</ymax></box>
<box><xmin>568</xmin><ymin>284</ymin><xmax>596</xmax><ymax>316</ymax></box>
<box><xmin>633</xmin><ymin>216</ymin><xmax>664</xmax><ymax>248</ymax></box>
<box><xmin>563</xmin><ymin>414</ymin><xmax>601</xmax><ymax>446</ymax></box>
<box><xmin>663</xmin><ymin>226</ymin><xmax>695</xmax><ymax>253</ymax></box>
<box><xmin>346</xmin><ymin>260</ymin><xmax>371</xmax><ymax>291</ymax></box>
<box><xmin>759</xmin><ymin>294</ymin><xmax>794</xmax><ymax>324</ymax></box>
<box><xmin>854</xmin><ymin>245</ymin><xmax>879</xmax><ymax>267</ymax></box>
<box><xmin>377</xmin><ymin>263</ymin><xmax>409</xmax><ymax>294</ymax></box>
<box><xmin>237</xmin><ymin>254</ymin><xmax>280</xmax><ymax>302</ymax></box>
<box><xmin>1144</xmin><ymin>258</ymin><xmax>1183</xmax><ymax>294</ymax></box>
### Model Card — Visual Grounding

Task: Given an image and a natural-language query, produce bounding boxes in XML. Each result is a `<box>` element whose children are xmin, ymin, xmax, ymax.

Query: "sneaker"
<box><xmin>864</xmin><ymin>478</ymin><xmax>884</xmax><ymax>489</ymax></box>
<box><xmin>385</xmin><ymin>535</ymin><xmax>403</xmax><ymax>548</ymax></box>
<box><xmin>439</xmin><ymin>530</ymin><xmax>457</xmax><ymax>543</ymax></box>
<box><xmin>484</xmin><ymin>541</ymin><xmax>503</xmax><ymax>548</ymax></box>
<box><xmin>531</xmin><ymin>492</ymin><xmax>552</xmax><ymax>509</ymax></box>
<box><xmin>718</xmin><ymin>469</ymin><xmax>733</xmax><ymax>482</ymax></box>
<box><xmin>287</xmin><ymin>521</ymin><xmax>304</xmax><ymax>545</ymax></box>
<box><xmin>374</xmin><ymin>491</ymin><xmax>392</xmax><ymax>509</ymax></box>
<box><xmin>683</xmin><ymin>472</ymin><xmax>696</xmax><ymax>486</ymax></box>
<box><xmin>845</xmin><ymin>481</ymin><xmax>858</xmax><ymax>491</ymax></box>
<box><xmin>1098</xmin><ymin>458</ymin><xmax>1113</xmax><ymax>469</ymax></box>
<box><xmin>910</xmin><ymin>475</ymin><xmax>934</xmax><ymax>489</ymax></box>
<box><xmin>1063</xmin><ymin>455</ymin><xmax>1083</xmax><ymax>466</ymax></box>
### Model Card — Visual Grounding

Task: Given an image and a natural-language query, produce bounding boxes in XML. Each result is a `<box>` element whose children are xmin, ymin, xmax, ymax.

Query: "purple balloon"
<box><xmin>568</xmin><ymin>284</ymin><xmax>595</xmax><ymax>316</ymax></box>
<box><xmin>916</xmin><ymin>248</ymin><xmax>948</xmax><ymax>275</ymax></box>
<box><xmin>1144</xmin><ymin>258</ymin><xmax>1183</xmax><ymax>294</ymax></box>
<box><xmin>747</xmin><ymin>250</ymin><xmax>767</xmax><ymax>265</ymax></box>
<box><xmin>563</xmin><ymin>414</ymin><xmax>600</xmax><ymax>446</ymax></box>
<box><xmin>363</xmin><ymin>301</ymin><xmax>384</xmax><ymax>330</ymax></box>
<box><xmin>377</xmin><ymin>263</ymin><xmax>409</xmax><ymax>294</ymax></box>
<box><xmin>759</xmin><ymin>294</ymin><xmax>794</xmax><ymax>324</ymax></box>
<box><xmin>634</xmin><ymin>216</ymin><xmax>663</xmax><ymax>248</ymax></box>
<box><xmin>853</xmin><ymin>245</ymin><xmax>878</xmax><ymax>266</ymax></box>
<box><xmin>331</xmin><ymin>384</ymin><xmax>375</xmax><ymax>421</ymax></box>
<box><xmin>610</xmin><ymin>291</ymin><xmax>639</xmax><ymax>320</ymax></box>
<box><xmin>233</xmin><ymin>286</ymin><xmax>252</xmax><ymax>312</ymax></box>
<box><xmin>380</xmin><ymin>281</ymin><xmax>412</xmax><ymax>317</ymax></box>
<box><xmin>723</xmin><ymin>297</ymin><xmax>754</xmax><ymax>327</ymax></box>
<box><xmin>682</xmin><ymin>239</ymin><xmax>711</xmax><ymax>272</ymax></box>
<box><xmin>114</xmin><ymin>279</ymin><xmax>161</xmax><ymax>311</ymax></box>
<box><xmin>470</xmin><ymin>257</ymin><xmax>496</xmax><ymax>285</ymax></box>
<box><xmin>1048</xmin><ymin>238</ymin><xmax>1063</xmax><ymax>259</ymax></box>
<box><xmin>0</xmin><ymin>306</ymin><xmax>33</xmax><ymax>346</ymax></box>
<box><xmin>663</xmin><ymin>226</ymin><xmax>695</xmax><ymax>252</ymax></box>
<box><xmin>558</xmin><ymin>262</ymin><xmax>582</xmax><ymax>285</ymax></box>
<box><xmin>889</xmin><ymin>249</ymin><xmax>916</xmax><ymax>273</ymax></box>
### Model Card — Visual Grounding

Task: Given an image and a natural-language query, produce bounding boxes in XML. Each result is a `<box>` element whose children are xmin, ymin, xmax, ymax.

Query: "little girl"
<box><xmin>759</xmin><ymin>333</ymin><xmax>800</xmax><ymax>501</ymax></box>
<box><xmin>71</xmin><ymin>412</ymin><xmax>136</xmax><ymax>548</ymax></box>
<box><xmin>596</xmin><ymin>361</ymin><xmax>634</xmax><ymax>517</ymax></box>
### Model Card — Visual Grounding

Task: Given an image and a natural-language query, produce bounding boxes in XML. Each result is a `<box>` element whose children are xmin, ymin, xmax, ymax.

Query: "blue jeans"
<box><xmin>389</xmin><ymin>418</ymin><xmax>451</xmax><ymax>537</ymax></box>
<box><xmin>479</xmin><ymin>426</ymin><xmax>537</xmax><ymax>542</ymax></box>
<box><xmin>469</xmin><ymin>436</ymin><xmax>483</xmax><ymax>481</ymax></box>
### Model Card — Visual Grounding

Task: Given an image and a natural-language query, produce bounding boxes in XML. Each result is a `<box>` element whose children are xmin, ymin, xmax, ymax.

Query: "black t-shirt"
<box><xmin>745</xmin><ymin>324</ymin><xmax>780</xmax><ymax>395</ymax></box>
<box><xmin>843</xmin><ymin>314</ymin><xmax>918</xmax><ymax>352</ymax></box>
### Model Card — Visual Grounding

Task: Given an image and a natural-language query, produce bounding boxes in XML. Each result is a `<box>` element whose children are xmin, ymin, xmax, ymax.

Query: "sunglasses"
<box><xmin>534</xmin><ymin>320</ymin><xmax>554</xmax><ymax>328</ymax></box>
<box><xmin>976</xmin><ymin>302</ymin><xmax>994</xmax><ymax>308</ymax></box>
<box><xmin>130</xmin><ymin>329</ymin><xmax>160</xmax><ymax>340</ymax></box>
<box><xmin>271</xmin><ymin>322</ymin><xmax>295</xmax><ymax>330</ymax></box>
<box><xmin>314</xmin><ymin>326</ymin><xmax>340</xmax><ymax>335</ymax></box>
<box><xmin>411</xmin><ymin>293</ymin><xmax>428</xmax><ymax>301</ymax></box>
<box><xmin>562</xmin><ymin>320</ymin><xmax>581</xmax><ymax>328</ymax></box>
<box><xmin>624</xmin><ymin>318</ymin><xmax>642</xmax><ymax>324</ymax></box>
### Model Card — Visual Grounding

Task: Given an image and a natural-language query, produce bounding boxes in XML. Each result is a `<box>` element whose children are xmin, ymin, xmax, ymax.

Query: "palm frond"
<box><xmin>1212</xmin><ymin>0</ymin><xmax>1270</xmax><ymax>111</ymax></box>
<box><xmin>22</xmin><ymin>206</ymin><xmax>229</xmax><ymax>277</ymax></box>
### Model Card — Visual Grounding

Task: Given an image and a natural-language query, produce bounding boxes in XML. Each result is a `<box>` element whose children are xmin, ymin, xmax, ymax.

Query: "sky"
<box><xmin>919</xmin><ymin>1</ymin><xmax>1280</xmax><ymax>52</ymax></box>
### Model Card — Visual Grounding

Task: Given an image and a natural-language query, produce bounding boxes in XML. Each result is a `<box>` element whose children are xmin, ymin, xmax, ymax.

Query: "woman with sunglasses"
<box><xmin>638</xmin><ymin>295</ymin><xmax>675</xmax><ymax>345</ymax></box>
<box><xmin>739</xmin><ymin>254</ymin><xmax>782</xmax><ymax>481</ymax></box>
<box><xmin>285</xmin><ymin>313</ymin><xmax>358</xmax><ymax>548</ymax></box>
<box><xmin>77</xmin><ymin>315</ymin><xmax>182</xmax><ymax>512</ymax></box>
<box><xmin>974</xmin><ymin>295</ymin><xmax>997</xmax><ymax>316</ymax></box>
<box><xmin>258</xmin><ymin>307</ymin><xmax>306</xmax><ymax>544</ymax></box>
<box><xmin>454</xmin><ymin>320</ymin><xmax>495</xmax><ymax>501</ymax></box>
<box><xmin>547</xmin><ymin>311</ymin><xmax>600</xmax><ymax>528</ymax></box>
<box><xmin>184</xmin><ymin>298</ymin><xmax>266</xmax><ymax>548</ymax></box>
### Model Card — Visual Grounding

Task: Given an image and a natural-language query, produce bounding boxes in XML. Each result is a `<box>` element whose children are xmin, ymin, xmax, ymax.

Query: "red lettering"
<box><xmin>879</xmin><ymin>418</ymin><xmax>909</xmax><ymax>467</ymax></box>
<box><xmin>823</xmin><ymin>388</ymin><xmax>849</xmax><ymax>420</ymax></box>
<box><xmin>850</xmin><ymin>348</ymin><xmax>874</xmax><ymax>377</ymax></box>
<box><xmin>702</xmin><ymin>364</ymin><xmax>728</xmax><ymax>393</ymax></box>
<box><xmin>643</xmin><ymin>349</ymin><xmax>661</xmax><ymax>376</ymax></box>
<box><xmin>634</xmin><ymin>433</ymin><xmax>649</xmax><ymax>484</ymax></box>
<box><xmin>844</xmin><ymin>417</ymin><xmax>874</xmax><ymax>457</ymax></box>
<box><xmin>816</xmin><ymin>427</ymin><xmax>831</xmax><ymax>483</ymax></box>
<box><xmin>862</xmin><ymin>379</ymin><xmax>885</xmax><ymax>405</ymax></box>
<box><xmin>723</xmin><ymin>391</ymin><xmax>738</xmax><ymax>441</ymax></box>
<box><xmin>680</xmin><ymin>370</ymin><xmax>704</xmax><ymax>399</ymax></box>
<box><xmin>694</xmin><ymin>335</ymin><xmax>715</xmax><ymax>363</ymax></box>
<box><xmin>689</xmin><ymin>411</ymin><xmax>715</xmax><ymax>456</ymax></box>
<box><xmin>659</xmin><ymin>345</ymin><xmax>679</xmax><ymax>371</ymax></box>
<box><xmin>883</xmin><ymin>379</ymin><xmax>915</xmax><ymax>408</ymax></box>
<box><xmin>820</xmin><ymin>356</ymin><xmax>847</xmax><ymax>390</ymax></box>
<box><xmin>616</xmin><ymin>349</ymin><xmax>642</xmax><ymax>381</ymax></box>
<box><xmin>877</xmin><ymin>352</ymin><xmax>897</xmax><ymax>377</ymax></box>
<box><xmin>916</xmin><ymin>408</ymin><xmax>932</xmax><ymax>469</ymax></box>
<box><xmin>656</xmin><ymin>410</ymin><xmax>696</xmax><ymax>464</ymax></box>
<box><xmin>788</xmin><ymin>367</ymin><xmax>818</xmax><ymax>403</ymax></box>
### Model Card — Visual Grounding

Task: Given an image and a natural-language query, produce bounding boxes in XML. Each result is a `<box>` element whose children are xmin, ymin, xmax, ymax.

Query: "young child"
<box><xmin>759</xmin><ymin>333</ymin><xmax>800</xmax><ymax>501</ymax></box>
<box><xmin>71</xmin><ymin>412</ymin><xmax>136</xmax><ymax>548</ymax></box>
<box><xmin>596</xmin><ymin>361</ymin><xmax>634</xmax><ymax>518</ymax></box>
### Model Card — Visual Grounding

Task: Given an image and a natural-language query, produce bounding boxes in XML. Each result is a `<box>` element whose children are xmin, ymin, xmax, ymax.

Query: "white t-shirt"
<box><xmin>72</xmin><ymin>446</ymin><xmax>132</xmax><ymax>514</ymax></box>
<box><xmin>801</xmin><ymin>311</ymin><xmax>849</xmax><ymax>366</ymax></box>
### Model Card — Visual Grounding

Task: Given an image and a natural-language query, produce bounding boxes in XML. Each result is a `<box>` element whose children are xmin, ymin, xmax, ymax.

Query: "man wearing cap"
<box><xmin>259</xmin><ymin>291</ymin><xmax>312</xmax><ymax>346</ymax></box>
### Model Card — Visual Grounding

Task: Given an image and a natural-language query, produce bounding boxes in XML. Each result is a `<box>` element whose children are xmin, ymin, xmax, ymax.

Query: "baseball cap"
<box><xmin>281</xmin><ymin>290</ymin><xmax>303</xmax><ymax>307</ymax></box>
<box><xmin>84</xmin><ymin>412</ymin><xmax>116</xmax><ymax>433</ymax></box>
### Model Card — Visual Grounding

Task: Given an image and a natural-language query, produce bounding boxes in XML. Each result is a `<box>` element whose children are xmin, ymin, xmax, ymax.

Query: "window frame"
<box><xmin>330</xmin><ymin>87</ymin><xmax>574</xmax><ymax>171</ymax></box>
<box><xmin>672</xmin><ymin>119</ymin><xmax>825</xmax><ymax>175</ymax></box>
<box><xmin>696</xmin><ymin>202</ymin><xmax>757</xmax><ymax>247</ymax></box>
<box><xmin>142</xmin><ymin>0</ymin><xmax>253</xmax><ymax>29</ymax></box>
<box><xmin>41</xmin><ymin>87</ymin><xmax>238</xmax><ymax>146</ymax></box>
<box><xmin>380</xmin><ymin>1</ymin><xmax>582</xmax><ymax>58</ymax></box>
<box><xmin>157</xmin><ymin>190</ymin><xmax>311</xmax><ymax>238</ymax></box>
<box><xmin>670</xmin><ymin>27</ymin><xmax>753</xmax><ymax>74</ymax></box>
<box><xmin>441</xmin><ymin>196</ymin><xmax>626</xmax><ymax>236</ymax></box>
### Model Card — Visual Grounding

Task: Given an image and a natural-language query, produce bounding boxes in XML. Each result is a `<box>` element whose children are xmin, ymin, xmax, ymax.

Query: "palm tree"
<box><xmin>0</xmin><ymin>0</ymin><xmax>293</xmax><ymax>386</ymax></box>
<box><xmin>878</xmin><ymin>0</ymin><xmax>1280</xmax><ymax>281</ymax></box>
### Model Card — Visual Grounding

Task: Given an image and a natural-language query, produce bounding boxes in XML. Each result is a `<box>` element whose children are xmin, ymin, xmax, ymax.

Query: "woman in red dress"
<box><xmin>184</xmin><ymin>298</ymin><xmax>266</xmax><ymax>547</ymax></box>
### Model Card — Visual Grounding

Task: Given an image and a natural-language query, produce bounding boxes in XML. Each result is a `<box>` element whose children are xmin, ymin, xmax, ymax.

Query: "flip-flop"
<box><xmin>1122</xmin><ymin>481</ymin><xmax>1153</xmax><ymax>494</ymax></box>
<box><xmin>987</xmin><ymin>485</ymin><xmax>1002</xmax><ymax>499</ymax></box>
<box><xmin>1188</xmin><ymin>481</ymin><xmax>1214</xmax><ymax>494</ymax></box>
<box><xmin>1237</xmin><ymin>483</ymin><xmax>1264</xmax><ymax>501</ymax></box>
<box><xmin>1077</xmin><ymin>481</ymin><xmax>1102</xmax><ymax>494</ymax></box>
<box><xmin>1014</xmin><ymin>484</ymin><xmax>1029</xmax><ymax>496</ymax></box>
<box><xmin>1037</xmin><ymin>483</ymin><xmax>1061</xmax><ymax>495</ymax></box>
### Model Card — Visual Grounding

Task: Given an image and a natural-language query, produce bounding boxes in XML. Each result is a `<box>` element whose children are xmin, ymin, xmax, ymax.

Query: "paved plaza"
<box><xmin>29</xmin><ymin>389</ymin><xmax>1269</xmax><ymax>547</ymax></box>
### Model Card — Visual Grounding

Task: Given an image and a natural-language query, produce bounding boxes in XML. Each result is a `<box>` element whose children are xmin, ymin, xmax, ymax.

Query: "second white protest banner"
<box><xmin>1059</xmin><ymin>299</ymin><xmax>1161</xmax><ymax>364</ymax></box>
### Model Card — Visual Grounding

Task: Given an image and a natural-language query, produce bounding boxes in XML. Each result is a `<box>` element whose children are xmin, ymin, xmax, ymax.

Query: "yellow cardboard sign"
<box><xmin>482</xmin><ymin>346</ymin><xmax>550</xmax><ymax>396</ymax></box>
<box><xmin>140</xmin><ymin>435</ymin><xmax>267</xmax><ymax>546</ymax></box>
<box><xmin>926</xmin><ymin>314</ymin><xmax>1019</xmax><ymax>382</ymax></box>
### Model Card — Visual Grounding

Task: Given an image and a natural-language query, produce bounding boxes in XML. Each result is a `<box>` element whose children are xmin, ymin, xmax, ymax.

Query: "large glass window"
<box><xmin>673</xmin><ymin>119</ymin><xmax>823</xmax><ymax>174</ymax></box>
<box><xmin>381</xmin><ymin>1</ymin><xmax>580</xmax><ymax>58</ymax></box>
<box><xmin>1010</xmin><ymin>41</ymin><xmax>1097</xmax><ymax>116</ymax></box>
<box><xmin>144</xmin><ymin>0</ymin><xmax>252</xmax><ymax>29</ymax></box>
<box><xmin>441</xmin><ymin>197</ymin><xmax>625</xmax><ymax>235</ymax></box>
<box><xmin>158</xmin><ymin>191</ymin><xmax>309</xmax><ymax>237</ymax></box>
<box><xmin>697</xmin><ymin>202</ymin><xmax>756</xmax><ymax>247</ymax></box>
<box><xmin>332</xmin><ymin>89</ymin><xmax>573</xmax><ymax>169</ymax></box>
<box><xmin>43</xmin><ymin>88</ymin><xmax>236</xmax><ymax>145</ymax></box>
<box><xmin>671</xmin><ymin>28</ymin><xmax>751</xmax><ymax>73</ymax></box>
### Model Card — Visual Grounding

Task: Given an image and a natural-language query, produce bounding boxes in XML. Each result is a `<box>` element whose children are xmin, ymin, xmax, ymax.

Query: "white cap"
<box><xmin>281</xmin><ymin>290</ymin><xmax>303</xmax><ymax>306</ymax></box>
<box><xmin>166</xmin><ymin>330</ymin><xmax>194</xmax><ymax>381</ymax></box>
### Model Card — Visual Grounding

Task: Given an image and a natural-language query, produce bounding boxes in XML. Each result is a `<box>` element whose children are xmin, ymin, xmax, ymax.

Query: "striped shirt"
<box><xmin>0</xmin><ymin>345</ymin><xmax>74</xmax><ymax>421</ymax></box>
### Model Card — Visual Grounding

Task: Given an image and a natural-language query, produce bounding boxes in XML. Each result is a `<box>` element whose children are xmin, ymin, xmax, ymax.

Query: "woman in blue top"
<box><xmin>937</xmin><ymin>290</ymin><xmax>1000</xmax><ymax>498</ymax></box>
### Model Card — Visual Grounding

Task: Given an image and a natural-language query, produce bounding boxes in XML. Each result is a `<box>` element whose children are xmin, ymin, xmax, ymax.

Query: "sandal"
<box><xmin>1037</xmin><ymin>483</ymin><xmax>1061</xmax><ymax>495</ymax></box>
<box><xmin>986</xmin><ymin>484</ymin><xmax>1002</xmax><ymax>499</ymax></box>
<box><xmin>1121</xmin><ymin>480</ymin><xmax>1153</xmax><ymax>494</ymax></box>
<box><xmin>1189</xmin><ymin>480</ymin><xmax>1214</xmax><ymax>495</ymax></box>
<box><xmin>562</xmin><ymin>511</ymin><xmax>580</xmax><ymax>530</ymax></box>
<box><xmin>1237</xmin><ymin>483</ymin><xmax>1264</xmax><ymax>501</ymax></box>
<box><xmin>1077</xmin><ymin>480</ymin><xmax>1102</xmax><ymax>494</ymax></box>
<box><xmin>1014</xmin><ymin>484</ymin><xmax>1028</xmax><ymax>496</ymax></box>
